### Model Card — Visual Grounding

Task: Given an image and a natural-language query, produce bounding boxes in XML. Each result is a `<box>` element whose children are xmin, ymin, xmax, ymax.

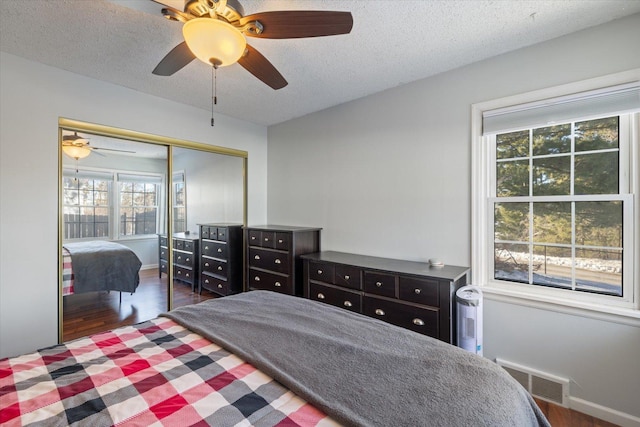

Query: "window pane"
<box><xmin>495</xmin><ymin>243</ymin><xmax>529</xmax><ymax>283</ymax></box>
<box><xmin>133</xmin><ymin>182</ymin><xmax>145</xmax><ymax>192</ymax></box>
<box><xmin>120</xmin><ymin>191</ymin><xmax>133</xmax><ymax>206</ymax></box>
<box><xmin>532</xmin><ymin>245</ymin><xmax>571</xmax><ymax>290</ymax></box>
<box><xmin>497</xmin><ymin>130</ymin><xmax>529</xmax><ymax>159</ymax></box>
<box><xmin>532</xmin><ymin>124</ymin><xmax>571</xmax><ymax>155</ymax></box>
<box><xmin>533</xmin><ymin>202</ymin><xmax>571</xmax><ymax>244</ymax></box>
<box><xmin>575</xmin><ymin>117</ymin><xmax>618</xmax><ymax>152</ymax></box>
<box><xmin>145</xmin><ymin>183</ymin><xmax>156</xmax><ymax>192</ymax></box>
<box><xmin>145</xmin><ymin>192</ymin><xmax>156</xmax><ymax>206</ymax></box>
<box><xmin>574</xmin><ymin>152</ymin><xmax>619</xmax><ymax>195</ymax></box>
<box><xmin>533</xmin><ymin>156</ymin><xmax>570</xmax><ymax>195</ymax></box>
<box><xmin>575</xmin><ymin>249</ymin><xmax>622</xmax><ymax>296</ymax></box>
<box><xmin>94</xmin><ymin>190</ymin><xmax>109</xmax><ymax>206</ymax></box>
<box><xmin>120</xmin><ymin>182</ymin><xmax>132</xmax><ymax>192</ymax></box>
<box><xmin>497</xmin><ymin>160</ymin><xmax>529</xmax><ymax>197</ymax></box>
<box><xmin>495</xmin><ymin>202</ymin><xmax>529</xmax><ymax>242</ymax></box>
<box><xmin>133</xmin><ymin>191</ymin><xmax>145</xmax><ymax>206</ymax></box>
<box><xmin>575</xmin><ymin>201</ymin><xmax>622</xmax><ymax>247</ymax></box>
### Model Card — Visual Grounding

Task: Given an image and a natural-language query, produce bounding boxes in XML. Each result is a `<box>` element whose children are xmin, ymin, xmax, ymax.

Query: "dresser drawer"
<box><xmin>201</xmin><ymin>273</ymin><xmax>229</xmax><ymax>295</ymax></box>
<box><xmin>201</xmin><ymin>226</ymin><xmax>214</xmax><ymax>240</ymax></box>
<box><xmin>174</xmin><ymin>266</ymin><xmax>195</xmax><ymax>284</ymax></box>
<box><xmin>260</xmin><ymin>231</ymin><xmax>276</xmax><ymax>248</ymax></box>
<box><xmin>159</xmin><ymin>246</ymin><xmax>168</xmax><ymax>260</ymax></box>
<box><xmin>309</xmin><ymin>283</ymin><xmax>361</xmax><ymax>313</ymax></box>
<box><xmin>159</xmin><ymin>236</ymin><xmax>168</xmax><ymax>247</ymax></box>
<box><xmin>173</xmin><ymin>239</ymin><xmax>185</xmax><ymax>250</ymax></box>
<box><xmin>216</xmin><ymin>227</ymin><xmax>228</xmax><ymax>242</ymax></box>
<box><xmin>364</xmin><ymin>271</ymin><xmax>397</xmax><ymax>298</ymax></box>
<box><xmin>309</xmin><ymin>261</ymin><xmax>335</xmax><ymax>283</ymax></box>
<box><xmin>363</xmin><ymin>296</ymin><xmax>439</xmax><ymax>338</ymax></box>
<box><xmin>160</xmin><ymin>260</ymin><xmax>168</xmax><ymax>274</ymax></box>
<box><xmin>335</xmin><ymin>265</ymin><xmax>362</xmax><ymax>290</ymax></box>
<box><xmin>201</xmin><ymin>240</ymin><xmax>227</xmax><ymax>258</ymax></box>
<box><xmin>249</xmin><ymin>268</ymin><xmax>292</xmax><ymax>294</ymax></box>
<box><xmin>248</xmin><ymin>230</ymin><xmax>261</xmax><ymax>246</ymax></box>
<box><xmin>183</xmin><ymin>240</ymin><xmax>195</xmax><ymax>252</ymax></box>
<box><xmin>274</xmin><ymin>232</ymin><xmax>290</xmax><ymax>250</ymax></box>
<box><xmin>399</xmin><ymin>276</ymin><xmax>439</xmax><ymax>307</ymax></box>
<box><xmin>174</xmin><ymin>251</ymin><xmax>195</xmax><ymax>268</ymax></box>
<box><xmin>202</xmin><ymin>258</ymin><xmax>227</xmax><ymax>277</ymax></box>
<box><xmin>249</xmin><ymin>248</ymin><xmax>290</xmax><ymax>274</ymax></box>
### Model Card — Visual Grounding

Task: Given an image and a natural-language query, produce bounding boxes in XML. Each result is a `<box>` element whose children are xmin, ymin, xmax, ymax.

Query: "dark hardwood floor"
<box><xmin>63</xmin><ymin>268</ymin><xmax>217</xmax><ymax>341</ymax></box>
<box><xmin>534</xmin><ymin>398</ymin><xmax>620</xmax><ymax>427</ymax></box>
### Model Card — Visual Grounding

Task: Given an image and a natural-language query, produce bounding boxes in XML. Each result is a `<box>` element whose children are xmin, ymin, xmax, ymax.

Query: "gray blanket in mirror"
<box><xmin>164</xmin><ymin>290</ymin><xmax>550</xmax><ymax>427</ymax></box>
<box><xmin>64</xmin><ymin>241</ymin><xmax>141</xmax><ymax>294</ymax></box>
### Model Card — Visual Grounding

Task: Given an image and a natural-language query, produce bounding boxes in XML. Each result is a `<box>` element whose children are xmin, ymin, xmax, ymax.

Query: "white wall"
<box><xmin>267</xmin><ymin>14</ymin><xmax>640</xmax><ymax>423</ymax></box>
<box><xmin>0</xmin><ymin>52</ymin><xmax>268</xmax><ymax>358</ymax></box>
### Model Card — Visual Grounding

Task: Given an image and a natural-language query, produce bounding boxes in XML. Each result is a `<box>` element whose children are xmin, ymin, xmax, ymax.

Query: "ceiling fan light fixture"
<box><xmin>62</xmin><ymin>144</ymin><xmax>91</xmax><ymax>160</ymax></box>
<box><xmin>183</xmin><ymin>18</ymin><xmax>247</xmax><ymax>67</ymax></box>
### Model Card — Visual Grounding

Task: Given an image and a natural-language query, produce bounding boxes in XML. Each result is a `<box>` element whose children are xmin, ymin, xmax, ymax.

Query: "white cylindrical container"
<box><xmin>456</xmin><ymin>285</ymin><xmax>483</xmax><ymax>356</ymax></box>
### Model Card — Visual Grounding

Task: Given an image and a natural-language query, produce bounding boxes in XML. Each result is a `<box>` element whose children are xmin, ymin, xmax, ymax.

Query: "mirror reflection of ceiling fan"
<box><xmin>152</xmin><ymin>0</ymin><xmax>354</xmax><ymax>89</ymax></box>
<box><xmin>62</xmin><ymin>132</ymin><xmax>136</xmax><ymax>160</ymax></box>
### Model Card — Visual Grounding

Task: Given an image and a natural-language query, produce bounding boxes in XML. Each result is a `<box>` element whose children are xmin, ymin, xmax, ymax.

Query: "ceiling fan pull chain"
<box><xmin>211</xmin><ymin>64</ymin><xmax>218</xmax><ymax>126</ymax></box>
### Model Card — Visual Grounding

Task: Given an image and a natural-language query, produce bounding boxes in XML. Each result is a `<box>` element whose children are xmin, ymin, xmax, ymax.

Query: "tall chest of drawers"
<box><xmin>246</xmin><ymin>225</ymin><xmax>321</xmax><ymax>296</ymax></box>
<box><xmin>159</xmin><ymin>233</ymin><xmax>200</xmax><ymax>292</ymax></box>
<box><xmin>301</xmin><ymin>251</ymin><xmax>469</xmax><ymax>344</ymax></box>
<box><xmin>199</xmin><ymin>223</ymin><xmax>243</xmax><ymax>296</ymax></box>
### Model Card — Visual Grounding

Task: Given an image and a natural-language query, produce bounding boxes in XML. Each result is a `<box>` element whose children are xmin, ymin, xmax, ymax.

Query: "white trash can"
<box><xmin>456</xmin><ymin>285</ymin><xmax>483</xmax><ymax>356</ymax></box>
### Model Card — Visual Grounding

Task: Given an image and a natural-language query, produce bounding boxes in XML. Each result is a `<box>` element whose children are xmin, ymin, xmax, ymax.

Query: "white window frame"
<box><xmin>471</xmin><ymin>69</ymin><xmax>640</xmax><ymax>323</ymax></box>
<box><xmin>63</xmin><ymin>167</ymin><xmax>165</xmax><ymax>242</ymax></box>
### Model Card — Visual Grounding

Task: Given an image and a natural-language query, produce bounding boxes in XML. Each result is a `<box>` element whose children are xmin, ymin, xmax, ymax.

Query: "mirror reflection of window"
<box><xmin>173</xmin><ymin>171</ymin><xmax>186</xmax><ymax>233</ymax></box>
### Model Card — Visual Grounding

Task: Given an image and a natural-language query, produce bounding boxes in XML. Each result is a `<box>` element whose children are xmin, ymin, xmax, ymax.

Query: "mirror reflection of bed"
<box><xmin>60</xmin><ymin>124</ymin><xmax>246</xmax><ymax>342</ymax></box>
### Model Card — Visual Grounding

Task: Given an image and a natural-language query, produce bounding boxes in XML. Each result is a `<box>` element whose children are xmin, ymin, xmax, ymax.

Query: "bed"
<box><xmin>62</xmin><ymin>241</ymin><xmax>142</xmax><ymax>296</ymax></box>
<box><xmin>0</xmin><ymin>291</ymin><xmax>550</xmax><ymax>426</ymax></box>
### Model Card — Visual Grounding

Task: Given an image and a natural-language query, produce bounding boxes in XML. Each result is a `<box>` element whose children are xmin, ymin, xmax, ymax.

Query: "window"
<box><xmin>173</xmin><ymin>172</ymin><xmax>186</xmax><ymax>233</ymax></box>
<box><xmin>472</xmin><ymin>76</ymin><xmax>639</xmax><ymax>314</ymax></box>
<box><xmin>492</xmin><ymin>116</ymin><xmax>627</xmax><ymax>297</ymax></box>
<box><xmin>63</xmin><ymin>172</ymin><xmax>112</xmax><ymax>239</ymax></box>
<box><xmin>63</xmin><ymin>169</ymin><xmax>163</xmax><ymax>241</ymax></box>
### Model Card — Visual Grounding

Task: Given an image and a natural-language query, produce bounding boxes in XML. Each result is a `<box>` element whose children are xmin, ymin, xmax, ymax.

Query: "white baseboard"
<box><xmin>140</xmin><ymin>264</ymin><xmax>158</xmax><ymax>271</ymax></box>
<box><xmin>569</xmin><ymin>396</ymin><xmax>640</xmax><ymax>427</ymax></box>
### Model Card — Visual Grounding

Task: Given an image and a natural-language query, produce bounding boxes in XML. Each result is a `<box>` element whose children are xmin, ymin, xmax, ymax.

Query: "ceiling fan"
<box><xmin>62</xmin><ymin>132</ymin><xmax>136</xmax><ymax>160</ymax></box>
<box><xmin>151</xmin><ymin>0</ymin><xmax>354</xmax><ymax>89</ymax></box>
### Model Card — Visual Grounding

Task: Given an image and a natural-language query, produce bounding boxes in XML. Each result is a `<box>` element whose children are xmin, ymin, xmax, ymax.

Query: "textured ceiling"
<box><xmin>1</xmin><ymin>0</ymin><xmax>640</xmax><ymax>126</ymax></box>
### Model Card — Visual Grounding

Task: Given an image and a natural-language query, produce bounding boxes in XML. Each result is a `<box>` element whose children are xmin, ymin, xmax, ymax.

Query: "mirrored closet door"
<box><xmin>59</xmin><ymin>119</ymin><xmax>247</xmax><ymax>343</ymax></box>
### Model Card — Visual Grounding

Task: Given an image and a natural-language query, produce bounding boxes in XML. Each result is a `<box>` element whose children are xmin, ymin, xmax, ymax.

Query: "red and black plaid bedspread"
<box><xmin>0</xmin><ymin>318</ymin><xmax>338</xmax><ymax>426</ymax></box>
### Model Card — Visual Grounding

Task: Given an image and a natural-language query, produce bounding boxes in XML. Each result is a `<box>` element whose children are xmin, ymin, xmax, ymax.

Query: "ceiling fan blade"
<box><xmin>239</xmin><ymin>11</ymin><xmax>353</xmax><ymax>39</ymax></box>
<box><xmin>238</xmin><ymin>44</ymin><xmax>288</xmax><ymax>90</ymax></box>
<box><xmin>92</xmin><ymin>147</ymin><xmax>137</xmax><ymax>154</ymax></box>
<box><xmin>152</xmin><ymin>42</ymin><xmax>195</xmax><ymax>76</ymax></box>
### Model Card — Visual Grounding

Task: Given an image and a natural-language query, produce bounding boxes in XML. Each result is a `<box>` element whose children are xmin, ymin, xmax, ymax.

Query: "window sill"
<box><xmin>480</xmin><ymin>285</ymin><xmax>640</xmax><ymax>327</ymax></box>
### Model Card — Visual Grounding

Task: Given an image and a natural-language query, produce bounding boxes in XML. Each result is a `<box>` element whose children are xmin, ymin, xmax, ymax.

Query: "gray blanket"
<box><xmin>163</xmin><ymin>291</ymin><xmax>550</xmax><ymax>427</ymax></box>
<box><xmin>64</xmin><ymin>241</ymin><xmax>141</xmax><ymax>294</ymax></box>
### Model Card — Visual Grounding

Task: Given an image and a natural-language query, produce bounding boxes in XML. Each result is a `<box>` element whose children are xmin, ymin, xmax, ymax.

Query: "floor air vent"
<box><xmin>496</xmin><ymin>358</ymin><xmax>569</xmax><ymax>407</ymax></box>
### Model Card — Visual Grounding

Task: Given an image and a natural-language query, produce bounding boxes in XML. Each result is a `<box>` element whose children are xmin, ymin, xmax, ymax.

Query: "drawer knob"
<box><xmin>317</xmin><ymin>293</ymin><xmax>325</xmax><ymax>300</ymax></box>
<box><xmin>186</xmin><ymin>258</ymin><xmax>190</xmax><ymax>262</ymax></box>
<box><xmin>217</xmin><ymin>266</ymin><xmax>223</xmax><ymax>271</ymax></box>
<box><xmin>218</xmin><ymin>284</ymin><xmax>223</xmax><ymax>289</ymax></box>
<box><xmin>264</xmin><ymin>238</ymin><xmax>270</xmax><ymax>242</ymax></box>
<box><xmin>343</xmin><ymin>300</ymin><xmax>353</xmax><ymax>307</ymax></box>
<box><xmin>318</xmin><ymin>269</ymin><xmax>323</xmax><ymax>274</ymax></box>
<box><xmin>413</xmin><ymin>318</ymin><xmax>425</xmax><ymax>326</ymax></box>
<box><xmin>414</xmin><ymin>288</ymin><xmax>421</xmax><ymax>294</ymax></box>
<box><xmin>255</xmin><ymin>276</ymin><xmax>261</xmax><ymax>281</ymax></box>
<box><xmin>205</xmin><ymin>262</ymin><xmax>210</xmax><ymax>267</ymax></box>
<box><xmin>205</xmin><ymin>246</ymin><xmax>209</xmax><ymax>250</ymax></box>
<box><xmin>254</xmin><ymin>255</ymin><xmax>261</xmax><ymax>260</ymax></box>
<box><xmin>217</xmin><ymin>248</ymin><xmax>223</xmax><ymax>253</ymax></box>
<box><xmin>275</xmin><ymin>259</ymin><xmax>281</xmax><ymax>264</ymax></box>
<box><xmin>278</xmin><ymin>239</ymin><xmax>284</xmax><ymax>243</ymax></box>
<box><xmin>205</xmin><ymin>279</ymin><xmax>210</xmax><ymax>284</ymax></box>
<box><xmin>186</xmin><ymin>273</ymin><xmax>190</xmax><ymax>277</ymax></box>
<box><xmin>344</xmin><ymin>275</ymin><xmax>350</xmax><ymax>280</ymax></box>
<box><xmin>375</xmin><ymin>309</ymin><xmax>385</xmax><ymax>316</ymax></box>
<box><xmin>275</xmin><ymin>282</ymin><xmax>282</xmax><ymax>287</ymax></box>
<box><xmin>376</xmin><ymin>281</ymin><xmax>382</xmax><ymax>287</ymax></box>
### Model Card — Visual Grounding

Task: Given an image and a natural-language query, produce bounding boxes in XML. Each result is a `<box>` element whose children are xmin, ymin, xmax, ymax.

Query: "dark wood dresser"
<box><xmin>246</xmin><ymin>225</ymin><xmax>321</xmax><ymax>296</ymax></box>
<box><xmin>199</xmin><ymin>223</ymin><xmax>243</xmax><ymax>296</ymax></box>
<box><xmin>159</xmin><ymin>232</ymin><xmax>200</xmax><ymax>292</ymax></box>
<box><xmin>301</xmin><ymin>251</ymin><xmax>469</xmax><ymax>344</ymax></box>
